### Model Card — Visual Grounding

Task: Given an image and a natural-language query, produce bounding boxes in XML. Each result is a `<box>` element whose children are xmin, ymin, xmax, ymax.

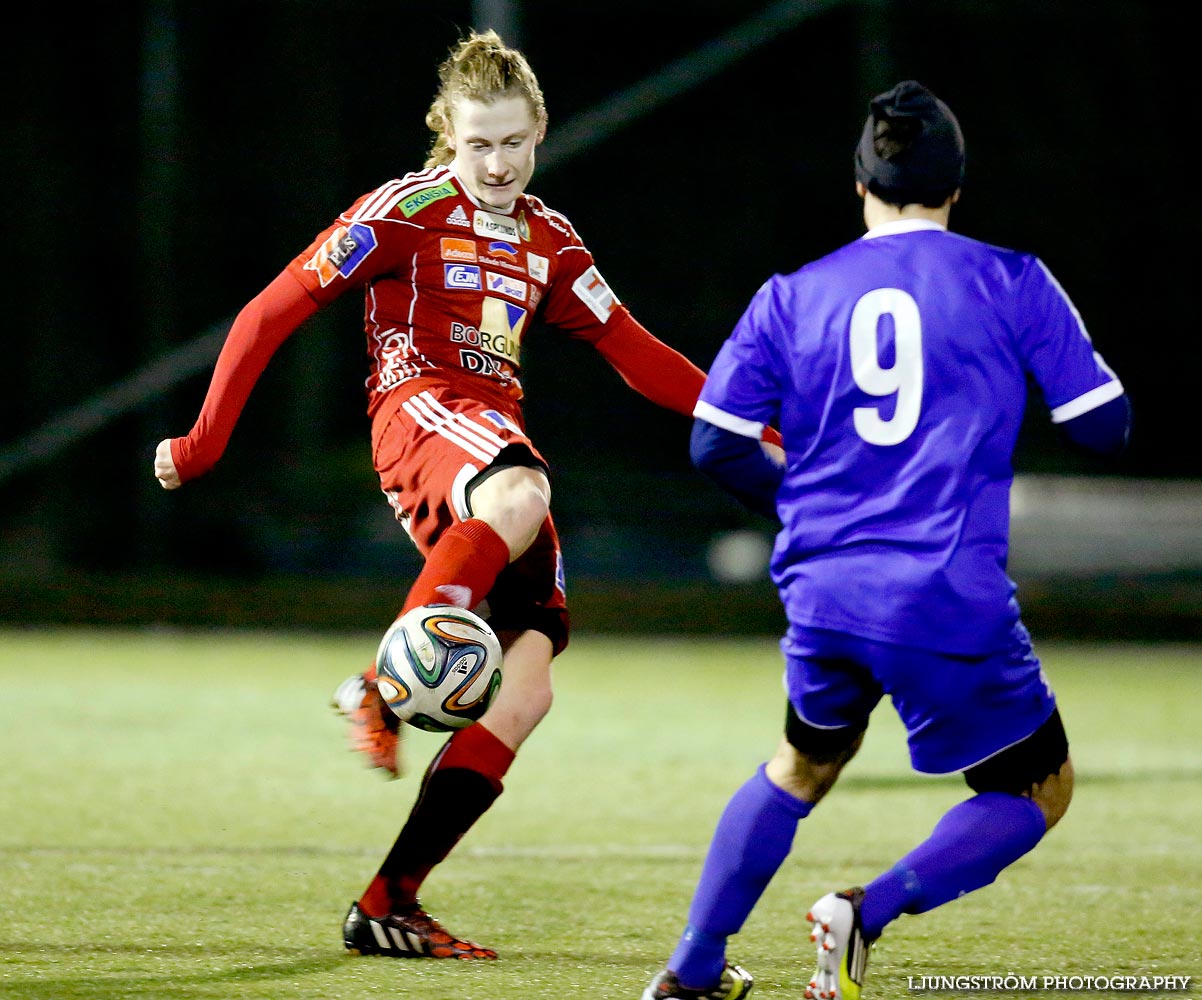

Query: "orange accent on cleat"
<box><xmin>333</xmin><ymin>673</ymin><xmax>404</xmax><ymax>778</ymax></box>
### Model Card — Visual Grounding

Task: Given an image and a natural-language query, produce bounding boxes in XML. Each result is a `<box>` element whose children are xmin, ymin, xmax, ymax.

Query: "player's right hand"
<box><xmin>154</xmin><ymin>438</ymin><xmax>182</xmax><ymax>490</ymax></box>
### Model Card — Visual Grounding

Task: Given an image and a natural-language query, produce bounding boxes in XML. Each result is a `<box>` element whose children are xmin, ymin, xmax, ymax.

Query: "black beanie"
<box><xmin>854</xmin><ymin>80</ymin><xmax>965</xmax><ymax>205</ymax></box>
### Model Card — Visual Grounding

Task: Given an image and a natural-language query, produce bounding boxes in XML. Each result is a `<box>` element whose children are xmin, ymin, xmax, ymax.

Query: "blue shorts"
<box><xmin>780</xmin><ymin>622</ymin><xmax>1057</xmax><ymax>775</ymax></box>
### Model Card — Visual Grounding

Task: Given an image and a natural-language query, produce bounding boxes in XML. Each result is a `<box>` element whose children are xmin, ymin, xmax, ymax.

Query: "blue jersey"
<box><xmin>696</xmin><ymin>219</ymin><xmax>1123</xmax><ymax>654</ymax></box>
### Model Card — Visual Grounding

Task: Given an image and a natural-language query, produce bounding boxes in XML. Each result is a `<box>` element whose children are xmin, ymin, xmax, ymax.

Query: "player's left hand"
<box><xmin>154</xmin><ymin>438</ymin><xmax>182</xmax><ymax>490</ymax></box>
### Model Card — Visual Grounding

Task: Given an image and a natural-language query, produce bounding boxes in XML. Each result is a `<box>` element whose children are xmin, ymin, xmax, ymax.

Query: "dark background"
<box><xmin>3</xmin><ymin>0</ymin><xmax>1198</xmax><ymax>636</ymax></box>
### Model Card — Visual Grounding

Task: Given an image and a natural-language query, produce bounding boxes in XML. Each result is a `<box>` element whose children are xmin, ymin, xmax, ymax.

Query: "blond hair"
<box><xmin>424</xmin><ymin>30</ymin><xmax>547</xmax><ymax>168</ymax></box>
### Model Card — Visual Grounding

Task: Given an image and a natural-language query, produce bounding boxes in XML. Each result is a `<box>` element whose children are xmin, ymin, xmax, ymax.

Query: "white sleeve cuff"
<box><xmin>1049</xmin><ymin>380</ymin><xmax>1125</xmax><ymax>424</ymax></box>
<box><xmin>693</xmin><ymin>400</ymin><xmax>766</xmax><ymax>439</ymax></box>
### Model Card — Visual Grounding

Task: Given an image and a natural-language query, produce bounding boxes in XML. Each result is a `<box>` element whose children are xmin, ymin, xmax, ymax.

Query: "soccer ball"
<box><xmin>375</xmin><ymin>604</ymin><xmax>503</xmax><ymax>732</ymax></box>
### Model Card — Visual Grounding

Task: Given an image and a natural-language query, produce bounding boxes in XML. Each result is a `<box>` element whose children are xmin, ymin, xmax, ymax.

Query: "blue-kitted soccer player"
<box><xmin>641</xmin><ymin>80</ymin><xmax>1131</xmax><ymax>1000</ymax></box>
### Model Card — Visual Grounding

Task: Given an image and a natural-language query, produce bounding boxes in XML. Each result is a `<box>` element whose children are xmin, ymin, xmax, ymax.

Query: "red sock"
<box><xmin>401</xmin><ymin>518</ymin><xmax>511</xmax><ymax>615</ymax></box>
<box><xmin>359</xmin><ymin>522</ymin><xmax>509</xmax><ymax>914</ymax></box>
<box><xmin>358</xmin><ymin>724</ymin><xmax>516</xmax><ymax>916</ymax></box>
<box><xmin>429</xmin><ymin>719</ymin><xmax>516</xmax><ymax>787</ymax></box>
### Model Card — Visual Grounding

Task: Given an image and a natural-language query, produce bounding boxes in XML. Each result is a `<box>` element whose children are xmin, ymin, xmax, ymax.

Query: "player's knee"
<box><xmin>784</xmin><ymin>702</ymin><xmax>865</xmax><ymax>762</ymax></box>
<box><xmin>774</xmin><ymin>703</ymin><xmax>865</xmax><ymax>803</ymax></box>
<box><xmin>963</xmin><ymin>709</ymin><xmax>1071</xmax><ymax>830</ymax></box>
<box><xmin>1030</xmin><ymin>754</ymin><xmax>1073</xmax><ymax>830</ymax></box>
<box><xmin>469</xmin><ymin>461</ymin><xmax>550</xmax><ymax>557</ymax></box>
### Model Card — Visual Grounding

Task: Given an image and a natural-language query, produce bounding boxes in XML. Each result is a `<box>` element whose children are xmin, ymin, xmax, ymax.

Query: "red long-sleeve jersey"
<box><xmin>172</xmin><ymin>165</ymin><xmax>709</xmax><ymax>483</ymax></box>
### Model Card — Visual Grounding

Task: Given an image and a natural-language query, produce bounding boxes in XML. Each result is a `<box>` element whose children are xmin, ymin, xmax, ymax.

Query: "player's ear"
<box><xmin>855</xmin><ymin>181</ymin><xmax>867</xmax><ymax>199</ymax></box>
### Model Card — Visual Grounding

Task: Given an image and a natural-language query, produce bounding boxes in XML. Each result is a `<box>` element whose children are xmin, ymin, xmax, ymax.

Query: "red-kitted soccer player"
<box><xmin>154</xmin><ymin>29</ymin><xmax>781</xmax><ymax>959</ymax></box>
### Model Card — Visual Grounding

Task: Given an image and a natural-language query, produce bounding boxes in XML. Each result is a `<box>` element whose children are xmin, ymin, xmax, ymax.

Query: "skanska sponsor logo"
<box><xmin>398</xmin><ymin>181</ymin><xmax>457</xmax><ymax>218</ymax></box>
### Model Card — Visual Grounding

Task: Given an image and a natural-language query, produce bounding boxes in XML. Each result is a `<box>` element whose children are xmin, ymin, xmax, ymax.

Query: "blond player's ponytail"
<box><xmin>424</xmin><ymin>30</ymin><xmax>547</xmax><ymax>168</ymax></box>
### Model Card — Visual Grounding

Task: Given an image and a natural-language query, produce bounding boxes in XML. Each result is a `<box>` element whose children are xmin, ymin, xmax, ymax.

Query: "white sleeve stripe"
<box><xmin>1036</xmin><ymin>258</ymin><xmax>1093</xmax><ymax>342</ymax></box>
<box><xmin>352</xmin><ymin>180</ymin><xmax>408</xmax><ymax>221</ymax></box>
<box><xmin>1049</xmin><ymin>380</ymin><xmax>1125</xmax><ymax>424</ymax></box>
<box><xmin>692</xmin><ymin>400</ymin><xmax>765</xmax><ymax>439</ymax></box>
<box><xmin>352</xmin><ymin>168</ymin><xmax>448</xmax><ymax>221</ymax></box>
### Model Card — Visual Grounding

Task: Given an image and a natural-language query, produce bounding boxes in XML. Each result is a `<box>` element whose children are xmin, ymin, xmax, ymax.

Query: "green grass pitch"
<box><xmin>1</xmin><ymin>629</ymin><xmax>1199</xmax><ymax>999</ymax></box>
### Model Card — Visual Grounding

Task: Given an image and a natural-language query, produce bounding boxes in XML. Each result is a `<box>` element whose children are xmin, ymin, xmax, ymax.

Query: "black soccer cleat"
<box><xmin>342</xmin><ymin>901</ymin><xmax>498</xmax><ymax>959</ymax></box>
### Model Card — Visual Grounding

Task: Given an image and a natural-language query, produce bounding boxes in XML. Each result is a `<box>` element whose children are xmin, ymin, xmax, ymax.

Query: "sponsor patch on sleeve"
<box><xmin>571</xmin><ymin>265</ymin><xmax>621</xmax><ymax>323</ymax></box>
<box><xmin>304</xmin><ymin>223</ymin><xmax>378</xmax><ymax>287</ymax></box>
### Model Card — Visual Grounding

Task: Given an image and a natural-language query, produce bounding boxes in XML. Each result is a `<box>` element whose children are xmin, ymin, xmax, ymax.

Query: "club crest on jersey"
<box><xmin>517</xmin><ymin>210</ymin><xmax>531</xmax><ymax>241</ymax></box>
<box><xmin>446</xmin><ymin>204</ymin><xmax>471</xmax><ymax>227</ymax></box>
<box><xmin>440</xmin><ymin>237</ymin><xmax>477</xmax><ymax>262</ymax></box>
<box><xmin>526</xmin><ymin>252</ymin><xmax>549</xmax><ymax>284</ymax></box>
<box><xmin>444</xmin><ymin>263</ymin><xmax>481</xmax><ymax>290</ymax></box>
<box><xmin>474</xmin><ymin>210</ymin><xmax>520</xmax><ymax>242</ymax></box>
<box><xmin>398</xmin><ymin>180</ymin><xmax>457</xmax><ymax>218</ymax></box>
<box><xmin>485</xmin><ymin>271</ymin><xmax>527</xmax><ymax>302</ymax></box>
<box><xmin>304</xmin><ymin>223</ymin><xmax>378</xmax><ymax>287</ymax></box>
<box><xmin>571</xmin><ymin>265</ymin><xmax>621</xmax><ymax>323</ymax></box>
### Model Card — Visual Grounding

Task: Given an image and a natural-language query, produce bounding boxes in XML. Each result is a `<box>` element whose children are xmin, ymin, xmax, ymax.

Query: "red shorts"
<box><xmin>371</xmin><ymin>381</ymin><xmax>569</xmax><ymax>653</ymax></box>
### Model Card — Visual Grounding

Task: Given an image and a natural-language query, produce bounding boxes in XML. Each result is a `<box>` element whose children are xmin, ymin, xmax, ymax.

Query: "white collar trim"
<box><xmin>862</xmin><ymin>218</ymin><xmax>947</xmax><ymax>240</ymax></box>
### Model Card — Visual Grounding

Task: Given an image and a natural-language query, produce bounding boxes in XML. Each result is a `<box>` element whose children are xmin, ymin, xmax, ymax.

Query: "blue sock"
<box><xmin>669</xmin><ymin>765</ymin><xmax>813</xmax><ymax>988</ymax></box>
<box><xmin>860</xmin><ymin>792</ymin><xmax>1046</xmax><ymax>940</ymax></box>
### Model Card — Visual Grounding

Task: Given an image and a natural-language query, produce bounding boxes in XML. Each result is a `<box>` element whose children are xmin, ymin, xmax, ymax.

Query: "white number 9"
<box><xmin>849</xmin><ymin>288</ymin><xmax>923</xmax><ymax>445</ymax></box>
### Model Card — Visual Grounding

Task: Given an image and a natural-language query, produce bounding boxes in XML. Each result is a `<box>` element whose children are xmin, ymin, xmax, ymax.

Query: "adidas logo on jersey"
<box><xmin>446</xmin><ymin>205</ymin><xmax>470</xmax><ymax>227</ymax></box>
